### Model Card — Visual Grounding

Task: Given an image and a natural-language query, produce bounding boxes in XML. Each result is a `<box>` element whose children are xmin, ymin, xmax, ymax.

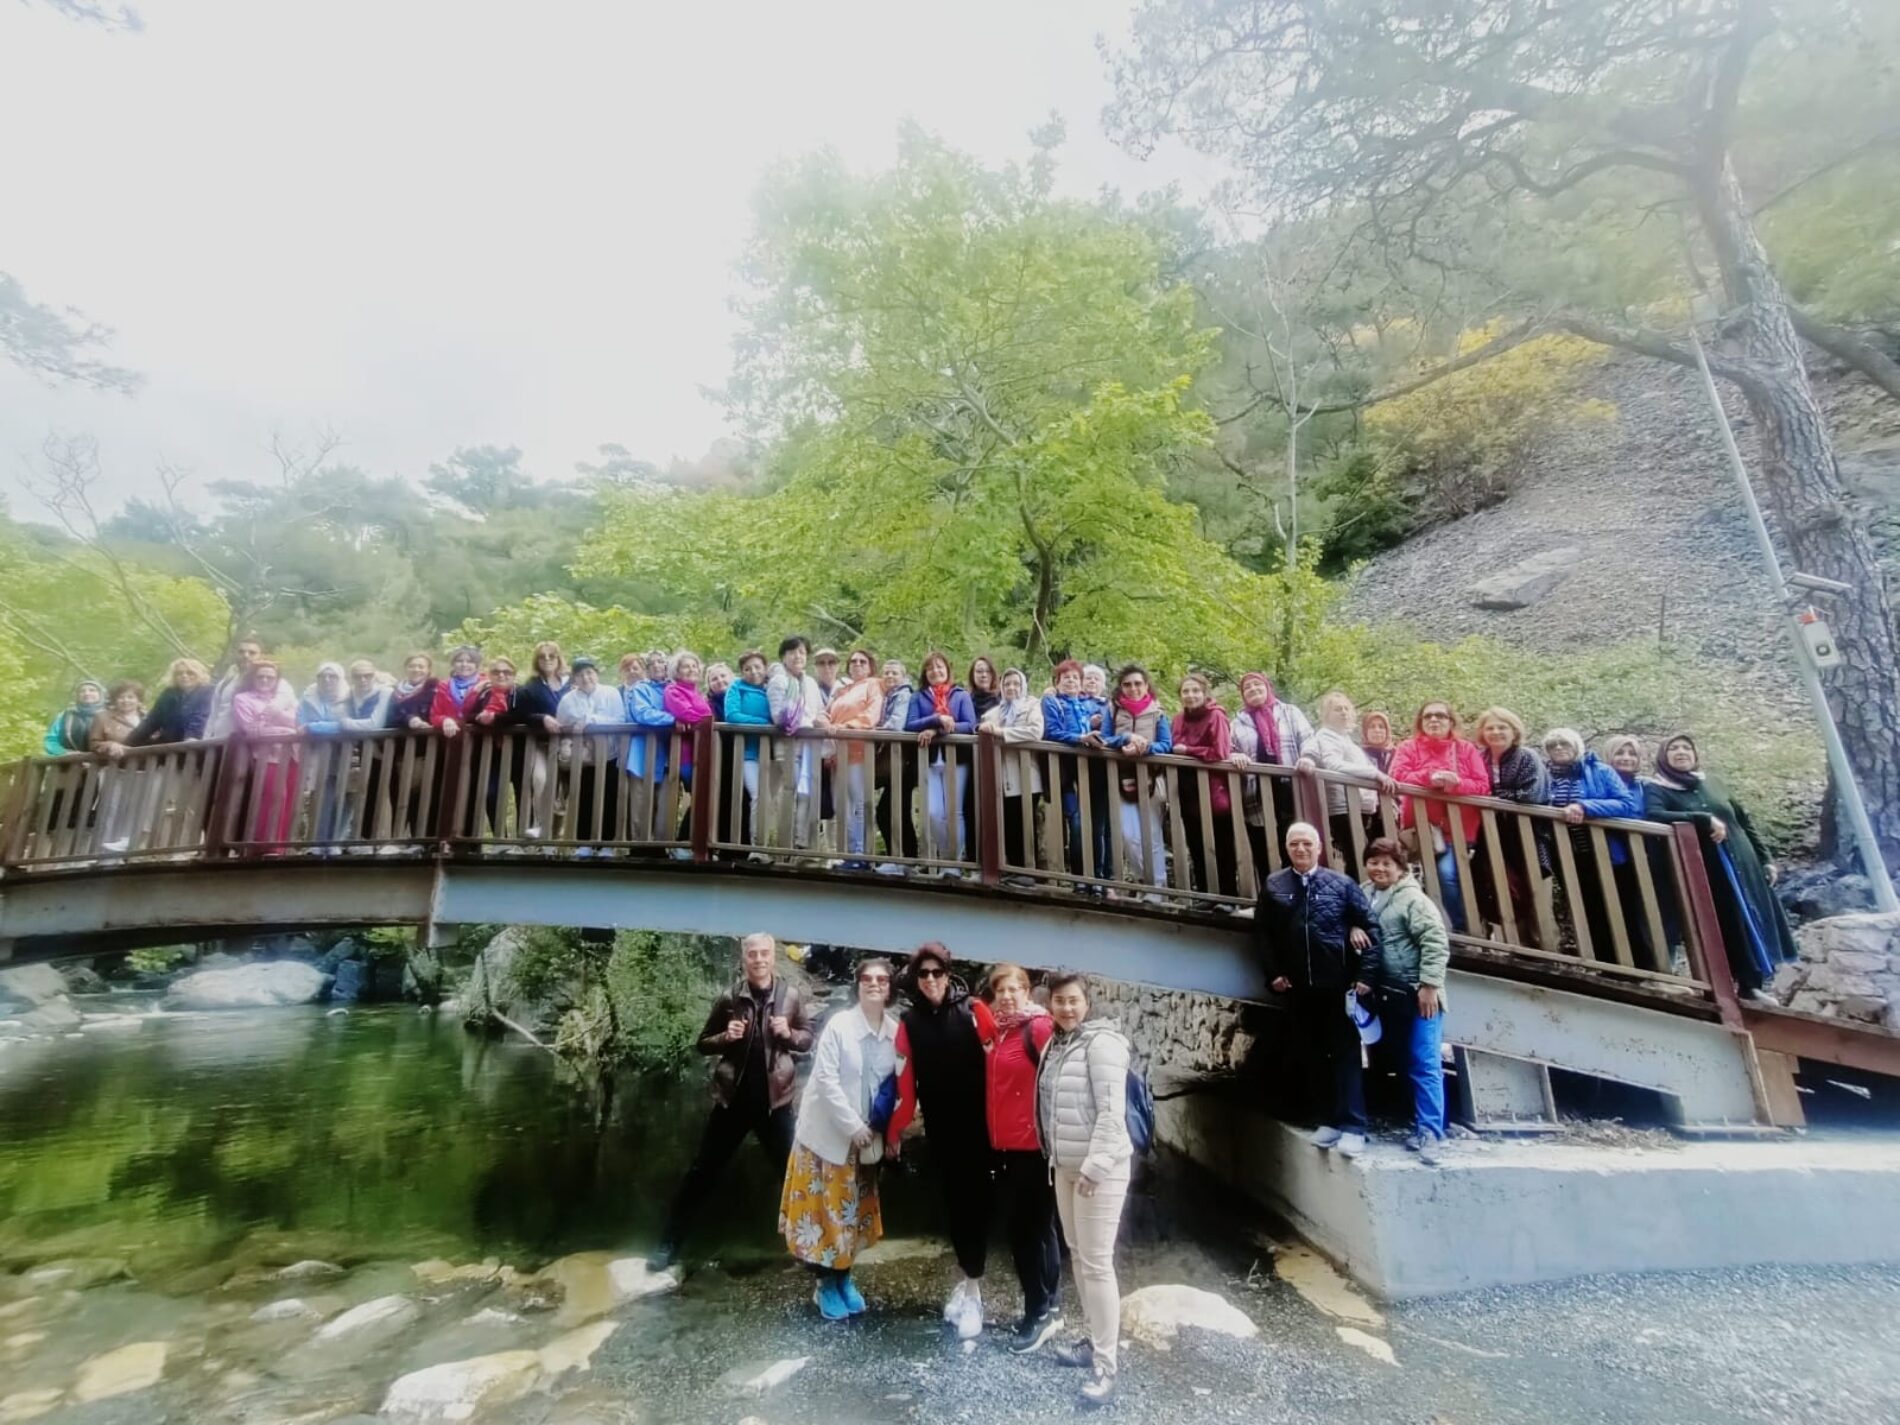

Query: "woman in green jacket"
<box><xmin>1357</xmin><ymin>837</ymin><xmax>1450</xmax><ymax>1165</ymax></box>
<box><xmin>1641</xmin><ymin>734</ymin><xmax>1796</xmax><ymax>998</ymax></box>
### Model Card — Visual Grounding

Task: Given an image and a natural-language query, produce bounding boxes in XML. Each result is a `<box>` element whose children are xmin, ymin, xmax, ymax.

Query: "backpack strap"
<box><xmin>1021</xmin><ymin>1018</ymin><xmax>1044</xmax><ymax>1067</ymax></box>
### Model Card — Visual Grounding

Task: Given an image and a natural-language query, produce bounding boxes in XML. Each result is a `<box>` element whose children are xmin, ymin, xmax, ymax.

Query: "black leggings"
<box><xmin>930</xmin><ymin>1125</ymin><xmax>994</xmax><ymax>1280</ymax></box>
<box><xmin>1000</xmin><ymin>1148</ymin><xmax>1062</xmax><ymax>1320</ymax></box>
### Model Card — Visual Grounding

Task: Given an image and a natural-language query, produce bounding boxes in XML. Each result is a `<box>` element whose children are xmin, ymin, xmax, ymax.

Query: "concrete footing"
<box><xmin>1159</xmin><ymin>1093</ymin><xmax>1900</xmax><ymax>1299</ymax></box>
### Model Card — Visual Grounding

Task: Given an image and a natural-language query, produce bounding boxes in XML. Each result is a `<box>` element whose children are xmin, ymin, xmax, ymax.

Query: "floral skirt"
<box><xmin>779</xmin><ymin>1142</ymin><xmax>882</xmax><ymax>1269</ymax></box>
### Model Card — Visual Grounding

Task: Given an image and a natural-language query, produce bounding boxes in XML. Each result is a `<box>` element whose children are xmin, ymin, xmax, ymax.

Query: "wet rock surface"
<box><xmin>166</xmin><ymin>962</ymin><xmax>334</xmax><ymax>1011</ymax></box>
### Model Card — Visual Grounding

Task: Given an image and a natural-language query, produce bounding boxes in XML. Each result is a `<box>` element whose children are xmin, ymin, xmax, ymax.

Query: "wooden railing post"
<box><xmin>438</xmin><ymin>730</ymin><xmax>468</xmax><ymax>858</ymax></box>
<box><xmin>690</xmin><ymin>718</ymin><xmax>717</xmax><ymax>863</ymax></box>
<box><xmin>0</xmin><ymin>761</ymin><xmax>35</xmax><ymax>867</ymax></box>
<box><xmin>975</xmin><ymin>732</ymin><xmax>1003</xmax><ymax>886</ymax></box>
<box><xmin>1291</xmin><ymin>762</ymin><xmax>1329</xmax><ymax>858</ymax></box>
<box><xmin>1672</xmin><ymin>822</ymin><xmax>1742</xmax><ymax>1027</ymax></box>
<box><xmin>201</xmin><ymin>739</ymin><xmax>243</xmax><ymax>859</ymax></box>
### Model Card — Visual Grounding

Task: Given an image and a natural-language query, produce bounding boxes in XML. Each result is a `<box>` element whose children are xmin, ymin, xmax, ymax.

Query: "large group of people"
<box><xmin>655</xmin><ymin>937</ymin><xmax>1137</xmax><ymax>1408</ymax></box>
<box><xmin>34</xmin><ymin>629</ymin><xmax>1797</xmax><ymax>996</ymax></box>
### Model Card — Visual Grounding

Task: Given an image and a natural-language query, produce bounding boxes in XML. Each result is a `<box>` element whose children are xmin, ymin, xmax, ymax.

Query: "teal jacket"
<box><xmin>1365</xmin><ymin>871</ymin><xmax>1450</xmax><ymax>1003</ymax></box>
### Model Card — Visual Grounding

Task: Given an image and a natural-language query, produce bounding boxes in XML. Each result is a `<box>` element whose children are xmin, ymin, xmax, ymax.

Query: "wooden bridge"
<box><xmin>2</xmin><ymin>723</ymin><xmax>1893</xmax><ymax>1127</ymax></box>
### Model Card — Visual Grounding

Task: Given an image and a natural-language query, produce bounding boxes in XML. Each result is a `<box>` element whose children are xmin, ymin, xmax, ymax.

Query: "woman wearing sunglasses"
<box><xmin>890</xmin><ymin>943</ymin><xmax>994</xmax><ymax>1340</ymax></box>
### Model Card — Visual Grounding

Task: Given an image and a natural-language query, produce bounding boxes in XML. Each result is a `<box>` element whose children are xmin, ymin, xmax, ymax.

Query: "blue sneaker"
<box><xmin>813</xmin><ymin>1276</ymin><xmax>850</xmax><ymax>1322</ymax></box>
<box><xmin>839</xmin><ymin>1271</ymin><xmax>866</xmax><ymax>1315</ymax></box>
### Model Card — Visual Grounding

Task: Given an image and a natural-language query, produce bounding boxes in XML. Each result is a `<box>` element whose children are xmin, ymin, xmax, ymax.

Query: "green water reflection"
<box><xmin>0</xmin><ymin>1007</ymin><xmax>797</xmax><ymax>1284</ymax></box>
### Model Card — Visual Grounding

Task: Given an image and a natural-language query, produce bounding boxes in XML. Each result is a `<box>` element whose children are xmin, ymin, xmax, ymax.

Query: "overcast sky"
<box><xmin>0</xmin><ymin>0</ymin><xmax>1224</xmax><ymax>514</ymax></box>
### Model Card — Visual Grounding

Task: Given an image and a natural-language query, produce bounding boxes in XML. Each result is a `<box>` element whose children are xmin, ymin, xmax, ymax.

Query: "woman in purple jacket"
<box><xmin>905</xmin><ymin>651</ymin><xmax>977</xmax><ymax>867</ymax></box>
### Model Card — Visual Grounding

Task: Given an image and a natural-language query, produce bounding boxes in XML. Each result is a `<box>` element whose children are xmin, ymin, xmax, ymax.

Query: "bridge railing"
<box><xmin>0</xmin><ymin>722</ymin><xmax>1729</xmax><ymax>1008</ymax></box>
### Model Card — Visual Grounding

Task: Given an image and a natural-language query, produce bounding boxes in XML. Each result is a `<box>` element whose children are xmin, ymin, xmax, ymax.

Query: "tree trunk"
<box><xmin>1695</xmin><ymin>157</ymin><xmax>1900</xmax><ymax>870</ymax></box>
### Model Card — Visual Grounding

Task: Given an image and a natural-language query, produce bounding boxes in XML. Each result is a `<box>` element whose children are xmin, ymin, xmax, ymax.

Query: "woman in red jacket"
<box><xmin>1387</xmin><ymin>701</ymin><xmax>1489</xmax><ymax>932</ymax></box>
<box><xmin>986</xmin><ymin>962</ymin><xmax>1064</xmax><ymax>1356</ymax></box>
<box><xmin>1171</xmin><ymin>672</ymin><xmax>1238</xmax><ymax>901</ymax></box>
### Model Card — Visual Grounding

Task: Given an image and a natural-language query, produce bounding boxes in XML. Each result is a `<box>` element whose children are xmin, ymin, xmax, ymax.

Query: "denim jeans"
<box><xmin>1434</xmin><ymin>846</ymin><xmax>1469</xmax><ymax>933</ymax></box>
<box><xmin>1383</xmin><ymin>991</ymin><xmax>1448</xmax><ymax>1140</ymax></box>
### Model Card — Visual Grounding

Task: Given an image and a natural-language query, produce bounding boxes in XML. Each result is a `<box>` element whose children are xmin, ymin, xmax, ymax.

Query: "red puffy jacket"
<box><xmin>430</xmin><ymin>679</ymin><xmax>509</xmax><ymax>728</ymax></box>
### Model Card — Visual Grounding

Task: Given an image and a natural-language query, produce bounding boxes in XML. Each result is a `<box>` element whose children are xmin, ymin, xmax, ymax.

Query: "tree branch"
<box><xmin>1790</xmin><ymin>308</ymin><xmax>1900</xmax><ymax>403</ymax></box>
<box><xmin>1750</xmin><ymin>129</ymin><xmax>1900</xmax><ymax>216</ymax></box>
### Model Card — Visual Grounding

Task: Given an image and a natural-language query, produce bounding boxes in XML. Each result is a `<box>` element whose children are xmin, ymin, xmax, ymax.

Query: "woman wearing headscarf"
<box><xmin>979</xmin><ymin>668</ymin><xmax>1046</xmax><ymax>882</ymax></box>
<box><xmin>904</xmin><ymin>651</ymin><xmax>978</xmax><ymax>868</ymax></box>
<box><xmin>1642</xmin><ymin>734</ymin><xmax>1795</xmax><ymax>998</ymax></box>
<box><xmin>1539</xmin><ymin>727</ymin><xmax>1643</xmax><ymax>959</ymax></box>
<box><xmin>128</xmin><ymin>659</ymin><xmax>214</xmax><ymax>747</ymax></box>
<box><xmin>230</xmin><ymin>660</ymin><xmax>301</xmax><ymax>848</ymax></box>
<box><xmin>781</xmin><ymin>956</ymin><xmax>900</xmax><ymax>1321</ymax></box>
<box><xmin>1388</xmin><ymin>702</ymin><xmax>1490</xmax><ymax>932</ymax></box>
<box><xmin>1104</xmin><ymin>664</ymin><xmax>1172</xmax><ymax>894</ymax></box>
<box><xmin>824</xmin><ymin>649</ymin><xmax>885</xmax><ymax>869</ymax></box>
<box><xmin>1294</xmin><ymin>690</ymin><xmax>1395</xmax><ymax>882</ymax></box>
<box><xmin>984</xmin><ymin>963</ymin><xmax>1062</xmax><ymax>1356</ymax></box>
<box><xmin>1230</xmin><ymin>672</ymin><xmax>1316</xmax><ymax>876</ymax></box>
<box><xmin>42</xmin><ymin>680</ymin><xmax>105</xmax><ymax>756</ymax></box>
<box><xmin>1472</xmin><ymin>706</ymin><xmax>1548</xmax><ymax>945</ymax></box>
<box><xmin>1359</xmin><ymin>710</ymin><xmax>1396</xmax><ymax>775</ymax></box>
<box><xmin>890</xmin><ymin>944</ymin><xmax>995</xmax><ymax>1340</ymax></box>
<box><xmin>1171</xmin><ymin>672</ymin><xmax>1239</xmax><ymax>899</ymax></box>
<box><xmin>662</xmin><ymin>650</ymin><xmax>715</xmax><ymax>845</ymax></box>
<box><xmin>1603</xmin><ymin>733</ymin><xmax>1658</xmax><ymax>965</ymax></box>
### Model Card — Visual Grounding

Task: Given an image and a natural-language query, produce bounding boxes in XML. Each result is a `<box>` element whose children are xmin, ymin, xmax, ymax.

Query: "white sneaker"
<box><xmin>957</xmin><ymin>1283</ymin><xmax>984</xmax><ymax>1341</ymax></box>
<box><xmin>942</xmin><ymin>1278</ymin><xmax>968</xmax><ymax>1325</ymax></box>
<box><xmin>1309</xmin><ymin>1126</ymin><xmax>1343</xmax><ymax>1149</ymax></box>
<box><xmin>1336</xmin><ymin>1131</ymin><xmax>1366</xmax><ymax>1158</ymax></box>
<box><xmin>874</xmin><ymin>862</ymin><xmax>906</xmax><ymax>876</ymax></box>
<box><xmin>100</xmin><ymin>838</ymin><xmax>130</xmax><ymax>853</ymax></box>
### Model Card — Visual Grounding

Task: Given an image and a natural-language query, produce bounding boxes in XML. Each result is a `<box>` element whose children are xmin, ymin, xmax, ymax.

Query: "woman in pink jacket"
<box><xmin>230</xmin><ymin>660</ymin><xmax>302</xmax><ymax>849</ymax></box>
<box><xmin>1388</xmin><ymin>701</ymin><xmax>1488</xmax><ymax>932</ymax></box>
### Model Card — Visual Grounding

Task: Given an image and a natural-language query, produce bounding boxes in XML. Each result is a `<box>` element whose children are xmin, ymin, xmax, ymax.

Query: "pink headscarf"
<box><xmin>1240</xmin><ymin>672</ymin><xmax>1281</xmax><ymax>764</ymax></box>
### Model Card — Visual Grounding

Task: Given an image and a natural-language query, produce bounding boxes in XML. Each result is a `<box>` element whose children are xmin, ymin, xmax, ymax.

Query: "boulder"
<box><xmin>1467</xmin><ymin>546</ymin><xmax>1584</xmax><ymax>611</ymax></box>
<box><xmin>250</xmin><ymin>1298</ymin><xmax>322</xmax><ymax>1323</ymax></box>
<box><xmin>72</xmin><ymin>1341</ymin><xmax>167</xmax><ymax>1402</ymax></box>
<box><xmin>379</xmin><ymin>1350</ymin><xmax>541</xmax><ymax>1421</ymax></box>
<box><xmin>273</xmin><ymin>1259</ymin><xmax>345</xmax><ymax>1281</ymax></box>
<box><xmin>1779</xmin><ymin>868</ymin><xmax>1876</xmax><ymax>921</ymax></box>
<box><xmin>0</xmin><ymin>966</ymin><xmax>68</xmax><ymax>1006</ymax></box>
<box><xmin>1799</xmin><ymin>911</ymin><xmax>1900</xmax><ymax>962</ymax></box>
<box><xmin>719</xmin><ymin>1357</ymin><xmax>809</xmax><ymax>1397</ymax></box>
<box><xmin>18</xmin><ymin>1001</ymin><xmax>81</xmax><ymax>1032</ymax></box>
<box><xmin>57</xmin><ymin>964</ymin><xmax>109</xmax><ymax>996</ymax></box>
<box><xmin>1120</xmin><ymin>1284</ymin><xmax>1259</xmax><ymax>1351</ymax></box>
<box><xmin>330</xmin><ymin>961</ymin><xmax>367</xmax><ymax>1004</ymax></box>
<box><xmin>24</xmin><ymin>1258</ymin><xmax>129</xmax><ymax>1290</ymax></box>
<box><xmin>314</xmin><ymin>1294</ymin><xmax>419</xmax><ymax>1341</ymax></box>
<box><xmin>539</xmin><ymin>1252</ymin><xmax>678</xmax><ymax>1326</ymax></box>
<box><xmin>165</xmin><ymin>962</ymin><xmax>332</xmax><ymax>1011</ymax></box>
<box><xmin>0</xmin><ymin>1388</ymin><xmax>64</xmax><ymax>1422</ymax></box>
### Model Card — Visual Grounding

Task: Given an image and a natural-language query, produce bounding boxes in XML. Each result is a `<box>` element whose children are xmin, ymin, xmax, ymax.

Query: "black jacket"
<box><xmin>1254</xmin><ymin>865</ymin><xmax>1381</xmax><ymax>992</ymax></box>
<box><xmin>899</xmin><ymin>986</ymin><xmax>989</xmax><ymax>1143</ymax></box>
<box><xmin>128</xmin><ymin>684</ymin><xmax>214</xmax><ymax>746</ymax></box>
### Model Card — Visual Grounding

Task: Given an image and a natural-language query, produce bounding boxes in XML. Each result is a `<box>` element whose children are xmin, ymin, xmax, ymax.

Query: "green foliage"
<box><xmin>450</xmin><ymin>594</ymin><xmax>733</xmax><ymax>669</ymax></box>
<box><xmin>126</xmin><ymin>946</ymin><xmax>189</xmax><ymax>975</ymax></box>
<box><xmin>0</xmin><ymin>509</ymin><xmax>230</xmax><ymax>758</ymax></box>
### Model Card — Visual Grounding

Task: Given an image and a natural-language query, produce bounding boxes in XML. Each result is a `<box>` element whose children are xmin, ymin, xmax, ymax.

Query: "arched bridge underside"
<box><xmin>0</xmin><ymin>855</ymin><xmax>1810</xmax><ymax>1130</ymax></box>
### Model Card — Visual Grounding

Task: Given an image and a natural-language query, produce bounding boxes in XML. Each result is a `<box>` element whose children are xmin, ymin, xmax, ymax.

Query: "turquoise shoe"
<box><xmin>839</xmin><ymin>1271</ymin><xmax>867</xmax><ymax>1315</ymax></box>
<box><xmin>813</xmin><ymin>1276</ymin><xmax>850</xmax><ymax>1322</ymax></box>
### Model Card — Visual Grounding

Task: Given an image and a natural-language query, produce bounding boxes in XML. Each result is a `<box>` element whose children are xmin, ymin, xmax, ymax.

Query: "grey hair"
<box><xmin>1542</xmin><ymin>727</ymin><xmax>1586</xmax><ymax>758</ymax></box>
<box><xmin>668</xmin><ymin>648</ymin><xmax>702</xmax><ymax>680</ymax></box>
<box><xmin>449</xmin><ymin>643</ymin><xmax>482</xmax><ymax>663</ymax></box>
<box><xmin>1285</xmin><ymin>821</ymin><xmax>1321</xmax><ymax>842</ymax></box>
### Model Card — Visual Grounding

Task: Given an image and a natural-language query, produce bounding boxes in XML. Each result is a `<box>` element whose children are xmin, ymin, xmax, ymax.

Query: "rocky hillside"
<box><xmin>1341</xmin><ymin>349</ymin><xmax>1898</xmax><ymax>745</ymax></box>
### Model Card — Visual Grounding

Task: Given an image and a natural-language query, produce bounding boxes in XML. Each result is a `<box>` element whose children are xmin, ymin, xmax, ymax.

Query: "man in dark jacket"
<box><xmin>1255</xmin><ymin>822</ymin><xmax>1381</xmax><ymax>1157</ymax></box>
<box><xmin>651</xmin><ymin>932</ymin><xmax>814</xmax><ymax>1267</ymax></box>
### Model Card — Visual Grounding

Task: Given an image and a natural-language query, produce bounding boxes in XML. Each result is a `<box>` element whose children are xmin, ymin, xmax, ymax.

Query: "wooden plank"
<box><xmin>1589</xmin><ymin>825</ymin><xmax>1636</xmax><ymax>968</ymax></box>
<box><xmin>1191</xmin><ymin>766</ymin><xmax>1216</xmax><ymax>896</ymax></box>
<box><xmin>1517</xmin><ymin>815</ymin><xmax>1561</xmax><ymax>951</ymax></box>
<box><xmin>1229</xmin><ymin>771</ymin><xmax>1255</xmax><ymax>900</ymax></box>
<box><xmin>1446</xmin><ymin>803</ymin><xmax>1480</xmax><ymax>939</ymax></box>
<box><xmin>1076</xmin><ymin>750</ymin><xmax>1098</xmax><ymax>886</ymax></box>
<box><xmin>945</xmin><ymin>743</ymin><xmax>964</xmax><ymax>865</ymax></box>
<box><xmin>1480</xmin><ymin>807</ymin><xmax>1519</xmax><ymax>944</ymax></box>
<box><xmin>1550</xmin><ymin>821</ymin><xmax>1594</xmax><ymax>962</ymax></box>
<box><xmin>1257</xmin><ymin>769</ymin><xmax>1283</xmax><ymax>875</ymax></box>
<box><xmin>1629</xmin><ymin>833</ymin><xmax>1672</xmax><ymax>974</ymax></box>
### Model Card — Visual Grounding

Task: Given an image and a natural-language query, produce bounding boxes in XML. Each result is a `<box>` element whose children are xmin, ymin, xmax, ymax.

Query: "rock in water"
<box><xmin>314</xmin><ymin>1293</ymin><xmax>419</xmax><ymax>1341</ymax></box>
<box><xmin>165</xmin><ymin>962</ymin><xmax>332</xmax><ymax>1010</ymax></box>
<box><xmin>330</xmin><ymin>960</ymin><xmax>367</xmax><ymax>1003</ymax></box>
<box><xmin>539</xmin><ymin>1252</ymin><xmax>678</xmax><ymax>1325</ymax></box>
<box><xmin>719</xmin><ymin>1357</ymin><xmax>809</xmax><ymax>1396</ymax></box>
<box><xmin>1120</xmin><ymin>1285</ymin><xmax>1260</xmax><ymax>1351</ymax></box>
<box><xmin>250</xmin><ymin>1298</ymin><xmax>321</xmax><ymax>1323</ymax></box>
<box><xmin>1466</xmin><ymin>546</ymin><xmax>1583</xmax><ymax>610</ymax></box>
<box><xmin>0</xmin><ymin>966</ymin><xmax>68</xmax><ymax>1006</ymax></box>
<box><xmin>273</xmin><ymin>1259</ymin><xmax>345</xmax><ymax>1281</ymax></box>
<box><xmin>379</xmin><ymin>1350</ymin><xmax>542</xmax><ymax>1420</ymax></box>
<box><xmin>72</xmin><ymin>1341</ymin><xmax>167</xmax><ymax>1402</ymax></box>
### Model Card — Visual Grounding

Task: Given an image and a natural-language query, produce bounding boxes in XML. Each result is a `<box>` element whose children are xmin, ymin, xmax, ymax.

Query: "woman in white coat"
<box><xmin>1036</xmin><ymin>970</ymin><xmax>1134</xmax><ymax>1408</ymax></box>
<box><xmin>780</xmin><ymin>957</ymin><xmax>900</xmax><ymax>1321</ymax></box>
<box><xmin>979</xmin><ymin>667</ymin><xmax>1046</xmax><ymax>881</ymax></box>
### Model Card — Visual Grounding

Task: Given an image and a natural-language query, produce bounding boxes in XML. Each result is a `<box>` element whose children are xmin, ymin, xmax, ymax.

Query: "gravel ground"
<box><xmin>492</xmin><ymin>1238</ymin><xmax>1900</xmax><ymax>1425</ymax></box>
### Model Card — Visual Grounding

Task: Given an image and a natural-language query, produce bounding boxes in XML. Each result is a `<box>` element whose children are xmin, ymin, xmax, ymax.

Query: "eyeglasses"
<box><xmin>1422</xmin><ymin>712</ymin><xmax>1452</xmax><ymax>722</ymax></box>
<box><xmin>915</xmin><ymin>966</ymin><xmax>947</xmax><ymax>980</ymax></box>
<box><xmin>859</xmin><ymin>975</ymin><xmax>890</xmax><ymax>986</ymax></box>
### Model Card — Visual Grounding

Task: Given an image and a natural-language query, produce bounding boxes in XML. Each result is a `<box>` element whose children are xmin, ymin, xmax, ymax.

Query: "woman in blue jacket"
<box><xmin>1104</xmin><ymin>664</ymin><xmax>1172</xmax><ymax>894</ymax></box>
<box><xmin>905</xmin><ymin>650</ymin><xmax>977</xmax><ymax>867</ymax></box>
<box><xmin>1042</xmin><ymin>659</ymin><xmax>1111</xmax><ymax>887</ymax></box>
<box><xmin>1539</xmin><ymin>728</ymin><xmax>1644</xmax><ymax>959</ymax></box>
<box><xmin>724</xmin><ymin>650</ymin><xmax>774</xmax><ymax>851</ymax></box>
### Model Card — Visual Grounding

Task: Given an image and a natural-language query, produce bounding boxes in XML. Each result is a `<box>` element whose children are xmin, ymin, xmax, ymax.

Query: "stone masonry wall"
<box><xmin>1775</xmin><ymin>911</ymin><xmax>1900</xmax><ymax>1034</ymax></box>
<box><xmin>1085</xmin><ymin>978</ymin><xmax>1261</xmax><ymax>1091</ymax></box>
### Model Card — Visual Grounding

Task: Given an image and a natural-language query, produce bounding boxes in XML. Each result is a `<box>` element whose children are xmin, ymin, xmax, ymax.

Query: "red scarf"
<box><xmin>930</xmin><ymin>682</ymin><xmax>954</xmax><ymax>718</ymax></box>
<box><xmin>1116</xmin><ymin>692</ymin><xmax>1156</xmax><ymax>718</ymax></box>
